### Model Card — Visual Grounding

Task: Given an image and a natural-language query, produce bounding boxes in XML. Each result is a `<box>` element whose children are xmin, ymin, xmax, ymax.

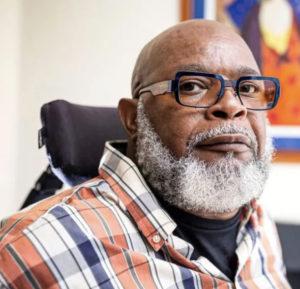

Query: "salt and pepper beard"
<box><xmin>136</xmin><ymin>99</ymin><xmax>274</xmax><ymax>215</ymax></box>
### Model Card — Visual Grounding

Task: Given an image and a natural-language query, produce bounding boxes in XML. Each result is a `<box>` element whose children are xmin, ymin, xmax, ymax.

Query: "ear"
<box><xmin>118</xmin><ymin>98</ymin><xmax>139</xmax><ymax>140</ymax></box>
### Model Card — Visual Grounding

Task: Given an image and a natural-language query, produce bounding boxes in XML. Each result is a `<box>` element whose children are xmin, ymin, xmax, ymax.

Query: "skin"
<box><xmin>118</xmin><ymin>20</ymin><xmax>268</xmax><ymax>220</ymax></box>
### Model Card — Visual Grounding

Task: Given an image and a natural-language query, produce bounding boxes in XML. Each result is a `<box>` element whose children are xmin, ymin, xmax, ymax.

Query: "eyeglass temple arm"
<box><xmin>138</xmin><ymin>80</ymin><xmax>174</xmax><ymax>97</ymax></box>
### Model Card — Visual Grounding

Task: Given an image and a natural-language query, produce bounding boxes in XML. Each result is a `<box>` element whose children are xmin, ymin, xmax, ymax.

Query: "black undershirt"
<box><xmin>164</xmin><ymin>204</ymin><xmax>241</xmax><ymax>281</ymax></box>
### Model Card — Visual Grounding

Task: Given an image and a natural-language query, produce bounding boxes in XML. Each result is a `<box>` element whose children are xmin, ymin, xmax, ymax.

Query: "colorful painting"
<box><xmin>181</xmin><ymin>0</ymin><xmax>300</xmax><ymax>162</ymax></box>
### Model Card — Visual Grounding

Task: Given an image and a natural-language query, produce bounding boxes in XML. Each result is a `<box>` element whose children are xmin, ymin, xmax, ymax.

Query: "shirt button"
<box><xmin>152</xmin><ymin>234</ymin><xmax>161</xmax><ymax>244</ymax></box>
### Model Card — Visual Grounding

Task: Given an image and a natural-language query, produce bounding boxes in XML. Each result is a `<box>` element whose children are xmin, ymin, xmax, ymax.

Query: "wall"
<box><xmin>262</xmin><ymin>163</ymin><xmax>300</xmax><ymax>224</ymax></box>
<box><xmin>0</xmin><ymin>0</ymin><xmax>179</xmax><ymax>218</ymax></box>
<box><xmin>0</xmin><ymin>0</ymin><xmax>21</xmax><ymax>218</ymax></box>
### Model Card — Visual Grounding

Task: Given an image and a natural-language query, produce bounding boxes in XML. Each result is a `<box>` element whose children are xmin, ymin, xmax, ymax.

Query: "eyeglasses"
<box><xmin>137</xmin><ymin>71</ymin><xmax>280</xmax><ymax>111</ymax></box>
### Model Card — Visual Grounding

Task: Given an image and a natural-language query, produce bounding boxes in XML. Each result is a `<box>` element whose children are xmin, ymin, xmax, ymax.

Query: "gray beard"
<box><xmin>136</xmin><ymin>99</ymin><xmax>274</xmax><ymax>215</ymax></box>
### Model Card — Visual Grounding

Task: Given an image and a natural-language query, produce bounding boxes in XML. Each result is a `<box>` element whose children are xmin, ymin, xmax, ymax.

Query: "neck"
<box><xmin>126</xmin><ymin>140</ymin><xmax>137</xmax><ymax>163</ymax></box>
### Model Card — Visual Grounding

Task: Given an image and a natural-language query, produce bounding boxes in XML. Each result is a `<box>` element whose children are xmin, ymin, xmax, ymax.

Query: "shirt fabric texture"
<box><xmin>0</xmin><ymin>141</ymin><xmax>291</xmax><ymax>289</ymax></box>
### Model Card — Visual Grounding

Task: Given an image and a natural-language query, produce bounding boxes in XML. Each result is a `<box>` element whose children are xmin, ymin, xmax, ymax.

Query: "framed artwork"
<box><xmin>181</xmin><ymin>0</ymin><xmax>300</xmax><ymax>162</ymax></box>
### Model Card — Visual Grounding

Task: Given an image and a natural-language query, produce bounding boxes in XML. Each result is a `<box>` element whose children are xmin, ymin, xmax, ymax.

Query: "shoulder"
<box><xmin>0</xmin><ymin>188</ymin><xmax>72</xmax><ymax>250</ymax></box>
<box><xmin>0</xmin><ymin>177</ymin><xmax>131</xmax><ymax>287</ymax></box>
<box><xmin>0</xmin><ymin>177</ymin><xmax>116</xmax><ymax>251</ymax></box>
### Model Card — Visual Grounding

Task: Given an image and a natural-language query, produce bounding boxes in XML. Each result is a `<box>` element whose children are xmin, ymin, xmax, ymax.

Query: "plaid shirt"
<box><xmin>0</xmin><ymin>141</ymin><xmax>291</xmax><ymax>289</ymax></box>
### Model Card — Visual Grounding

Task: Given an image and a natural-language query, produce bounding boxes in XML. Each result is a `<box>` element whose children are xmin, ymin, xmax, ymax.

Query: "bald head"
<box><xmin>131</xmin><ymin>19</ymin><xmax>259</xmax><ymax>98</ymax></box>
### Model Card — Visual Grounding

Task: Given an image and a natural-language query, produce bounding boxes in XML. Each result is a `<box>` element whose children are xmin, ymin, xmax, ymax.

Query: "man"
<box><xmin>0</xmin><ymin>20</ymin><xmax>291</xmax><ymax>288</ymax></box>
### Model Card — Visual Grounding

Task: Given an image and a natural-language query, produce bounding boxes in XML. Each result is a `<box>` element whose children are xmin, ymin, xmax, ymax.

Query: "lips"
<box><xmin>195</xmin><ymin>134</ymin><xmax>252</xmax><ymax>153</ymax></box>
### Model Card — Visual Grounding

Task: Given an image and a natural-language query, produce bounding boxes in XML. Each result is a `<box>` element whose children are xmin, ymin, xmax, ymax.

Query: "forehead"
<box><xmin>147</xmin><ymin>31</ymin><xmax>260</xmax><ymax>81</ymax></box>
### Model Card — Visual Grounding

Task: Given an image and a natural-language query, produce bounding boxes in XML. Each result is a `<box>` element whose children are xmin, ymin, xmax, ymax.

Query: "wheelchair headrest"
<box><xmin>39</xmin><ymin>99</ymin><xmax>126</xmax><ymax>186</ymax></box>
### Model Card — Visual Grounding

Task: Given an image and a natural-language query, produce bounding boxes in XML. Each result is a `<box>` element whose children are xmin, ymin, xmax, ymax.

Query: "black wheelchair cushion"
<box><xmin>39</xmin><ymin>99</ymin><xmax>126</xmax><ymax>185</ymax></box>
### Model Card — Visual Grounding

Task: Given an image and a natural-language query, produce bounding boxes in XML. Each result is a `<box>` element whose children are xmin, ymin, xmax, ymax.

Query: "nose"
<box><xmin>206</xmin><ymin>88</ymin><xmax>247</xmax><ymax>120</ymax></box>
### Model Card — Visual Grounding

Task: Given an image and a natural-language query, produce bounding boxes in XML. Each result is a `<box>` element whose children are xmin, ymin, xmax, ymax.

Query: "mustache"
<box><xmin>187</xmin><ymin>123</ymin><xmax>258</xmax><ymax>155</ymax></box>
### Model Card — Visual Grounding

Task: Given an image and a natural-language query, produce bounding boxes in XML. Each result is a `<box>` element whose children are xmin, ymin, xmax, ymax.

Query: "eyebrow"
<box><xmin>174</xmin><ymin>64</ymin><xmax>260</xmax><ymax>76</ymax></box>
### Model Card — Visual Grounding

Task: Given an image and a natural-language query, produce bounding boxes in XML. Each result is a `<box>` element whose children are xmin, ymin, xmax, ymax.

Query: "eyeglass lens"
<box><xmin>178</xmin><ymin>75</ymin><xmax>276</xmax><ymax>109</ymax></box>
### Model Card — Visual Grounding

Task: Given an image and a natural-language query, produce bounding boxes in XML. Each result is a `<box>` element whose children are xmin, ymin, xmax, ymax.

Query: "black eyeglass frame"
<box><xmin>137</xmin><ymin>71</ymin><xmax>280</xmax><ymax>111</ymax></box>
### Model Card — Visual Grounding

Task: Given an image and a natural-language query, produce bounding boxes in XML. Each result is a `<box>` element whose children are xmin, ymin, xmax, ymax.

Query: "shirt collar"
<box><xmin>98</xmin><ymin>140</ymin><xmax>176</xmax><ymax>251</ymax></box>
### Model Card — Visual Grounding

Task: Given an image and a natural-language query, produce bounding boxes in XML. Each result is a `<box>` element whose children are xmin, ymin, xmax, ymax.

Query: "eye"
<box><xmin>179</xmin><ymin>81</ymin><xmax>207</xmax><ymax>95</ymax></box>
<box><xmin>239</xmin><ymin>83</ymin><xmax>257</xmax><ymax>94</ymax></box>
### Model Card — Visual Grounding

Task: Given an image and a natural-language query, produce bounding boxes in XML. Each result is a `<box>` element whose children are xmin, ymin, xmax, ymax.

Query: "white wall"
<box><xmin>262</xmin><ymin>163</ymin><xmax>300</xmax><ymax>224</ymax></box>
<box><xmin>0</xmin><ymin>0</ymin><xmax>21</xmax><ymax>218</ymax></box>
<box><xmin>0</xmin><ymin>0</ymin><xmax>179</xmax><ymax>218</ymax></box>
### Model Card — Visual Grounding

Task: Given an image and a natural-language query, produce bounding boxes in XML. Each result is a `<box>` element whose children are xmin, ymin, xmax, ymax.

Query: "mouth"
<box><xmin>194</xmin><ymin>134</ymin><xmax>252</xmax><ymax>153</ymax></box>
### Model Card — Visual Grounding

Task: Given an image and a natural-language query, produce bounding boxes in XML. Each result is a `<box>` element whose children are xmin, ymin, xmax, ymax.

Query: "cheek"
<box><xmin>144</xmin><ymin>97</ymin><xmax>201</xmax><ymax>157</ymax></box>
<box><xmin>249</xmin><ymin>112</ymin><xmax>267</xmax><ymax>156</ymax></box>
